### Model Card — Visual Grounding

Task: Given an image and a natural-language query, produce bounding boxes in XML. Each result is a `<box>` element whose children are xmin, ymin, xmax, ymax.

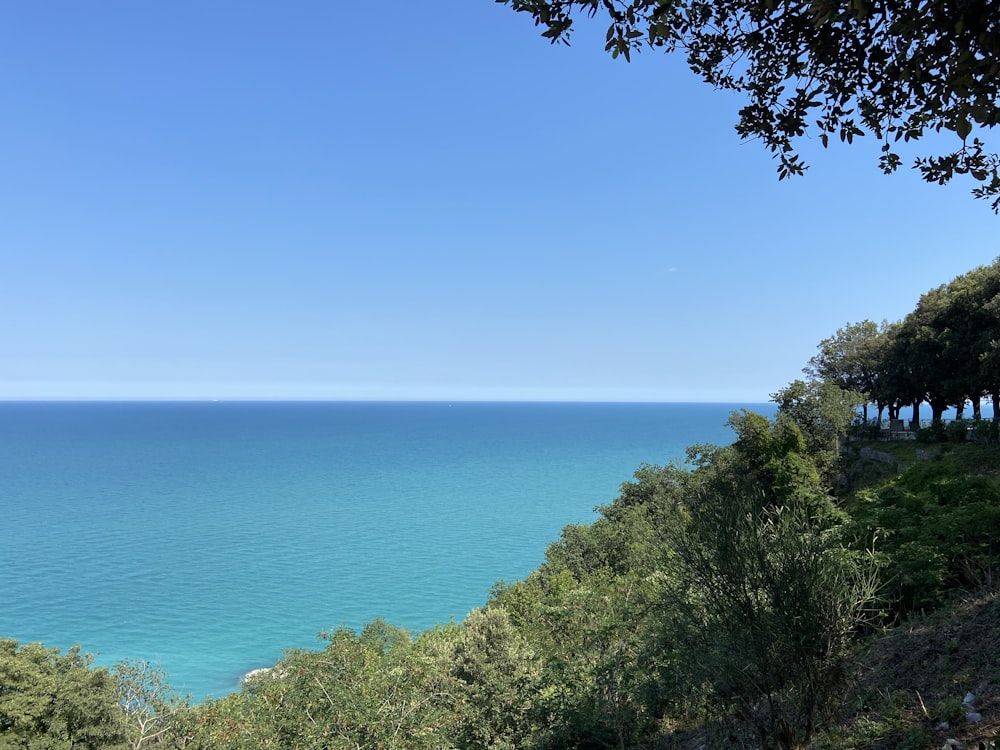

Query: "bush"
<box><xmin>917</xmin><ymin>420</ymin><xmax>947</xmax><ymax>443</ymax></box>
<box><xmin>970</xmin><ymin>420</ymin><xmax>993</xmax><ymax>443</ymax></box>
<box><xmin>658</xmin><ymin>484</ymin><xmax>878</xmax><ymax>750</ymax></box>
<box><xmin>848</xmin><ymin>459</ymin><xmax>1000</xmax><ymax>613</ymax></box>
<box><xmin>935</xmin><ymin>695</ymin><xmax>964</xmax><ymax>724</ymax></box>
<box><xmin>946</xmin><ymin>420</ymin><xmax>970</xmax><ymax>443</ymax></box>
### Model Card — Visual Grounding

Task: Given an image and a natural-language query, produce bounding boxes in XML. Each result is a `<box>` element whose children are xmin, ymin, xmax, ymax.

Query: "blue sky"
<box><xmin>1</xmin><ymin>1</ymin><xmax>997</xmax><ymax>402</ymax></box>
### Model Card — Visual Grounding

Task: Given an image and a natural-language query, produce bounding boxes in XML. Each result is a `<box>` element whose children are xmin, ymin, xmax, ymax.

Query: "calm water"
<box><xmin>0</xmin><ymin>401</ymin><xmax>771</xmax><ymax>699</ymax></box>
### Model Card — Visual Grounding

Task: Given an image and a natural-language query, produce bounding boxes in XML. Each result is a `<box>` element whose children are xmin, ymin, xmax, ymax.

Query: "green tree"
<box><xmin>498</xmin><ymin>0</ymin><xmax>1000</xmax><ymax>209</ymax></box>
<box><xmin>538</xmin><ymin>462</ymin><xmax>694</xmax><ymax>585</ymax></box>
<box><xmin>956</xmin><ymin>259</ymin><xmax>1000</xmax><ymax>437</ymax></box>
<box><xmin>770</xmin><ymin>380</ymin><xmax>863</xmax><ymax>475</ymax></box>
<box><xmin>871</xmin><ymin>320</ymin><xmax>926</xmax><ymax>423</ymax></box>
<box><xmin>726</xmin><ymin>409</ymin><xmax>826</xmax><ymax>501</ymax></box>
<box><xmin>0</xmin><ymin>640</ymin><xmax>126</xmax><ymax>750</ymax></box>
<box><xmin>885</xmin><ymin>258</ymin><xmax>1000</xmax><ymax>435</ymax></box>
<box><xmin>896</xmin><ymin>279</ymin><xmax>973</xmax><ymax>425</ymax></box>
<box><xmin>806</xmin><ymin>320</ymin><xmax>890</xmax><ymax>423</ymax></box>
<box><xmin>491</xmin><ymin>568</ymin><xmax>660</xmax><ymax>750</ymax></box>
<box><xmin>452</xmin><ymin>607</ymin><xmax>540</xmax><ymax>750</ymax></box>
<box><xmin>487</xmin><ymin>461</ymin><xmax>694</xmax><ymax>749</ymax></box>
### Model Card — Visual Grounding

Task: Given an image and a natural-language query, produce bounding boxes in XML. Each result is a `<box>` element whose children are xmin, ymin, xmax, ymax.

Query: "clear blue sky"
<box><xmin>1</xmin><ymin>1</ymin><xmax>997</xmax><ymax>402</ymax></box>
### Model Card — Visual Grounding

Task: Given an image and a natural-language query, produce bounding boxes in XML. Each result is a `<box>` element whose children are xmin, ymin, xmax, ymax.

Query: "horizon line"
<box><xmin>0</xmin><ymin>397</ymin><xmax>774</xmax><ymax>405</ymax></box>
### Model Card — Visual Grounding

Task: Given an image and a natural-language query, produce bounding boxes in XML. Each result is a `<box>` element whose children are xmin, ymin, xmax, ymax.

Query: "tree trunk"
<box><xmin>973</xmin><ymin>398</ymin><xmax>982</xmax><ymax>420</ymax></box>
<box><xmin>992</xmin><ymin>390</ymin><xmax>1000</xmax><ymax>443</ymax></box>
<box><xmin>929</xmin><ymin>396</ymin><xmax>947</xmax><ymax>424</ymax></box>
<box><xmin>911</xmin><ymin>399</ymin><xmax>921</xmax><ymax>430</ymax></box>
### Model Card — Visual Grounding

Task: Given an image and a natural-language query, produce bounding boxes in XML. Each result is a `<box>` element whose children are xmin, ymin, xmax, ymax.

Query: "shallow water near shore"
<box><xmin>0</xmin><ymin>401</ymin><xmax>771</xmax><ymax>700</ymax></box>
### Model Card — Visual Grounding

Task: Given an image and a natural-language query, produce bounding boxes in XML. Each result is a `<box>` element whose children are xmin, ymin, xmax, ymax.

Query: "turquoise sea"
<box><xmin>0</xmin><ymin>401</ymin><xmax>772</xmax><ymax>700</ymax></box>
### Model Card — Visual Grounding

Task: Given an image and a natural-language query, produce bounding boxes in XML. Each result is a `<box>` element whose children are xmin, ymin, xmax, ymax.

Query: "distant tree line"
<box><xmin>806</xmin><ymin>257</ymin><xmax>1000</xmax><ymax>436</ymax></box>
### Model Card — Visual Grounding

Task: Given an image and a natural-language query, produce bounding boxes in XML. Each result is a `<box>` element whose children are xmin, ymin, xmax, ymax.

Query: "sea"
<box><xmin>0</xmin><ymin>401</ymin><xmax>773</xmax><ymax>700</ymax></box>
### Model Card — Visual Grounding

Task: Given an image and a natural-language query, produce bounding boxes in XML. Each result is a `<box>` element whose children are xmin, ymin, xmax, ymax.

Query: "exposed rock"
<box><xmin>242</xmin><ymin>667</ymin><xmax>279</xmax><ymax>683</ymax></box>
<box><xmin>961</xmin><ymin>691</ymin><xmax>983</xmax><ymax>722</ymax></box>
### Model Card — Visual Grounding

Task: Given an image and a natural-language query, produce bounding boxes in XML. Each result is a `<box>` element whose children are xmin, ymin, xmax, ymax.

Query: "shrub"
<box><xmin>946</xmin><ymin>420</ymin><xmax>970</xmax><ymax>443</ymax></box>
<box><xmin>658</xmin><ymin>486</ymin><xmax>879</xmax><ymax>750</ymax></box>
<box><xmin>848</xmin><ymin>459</ymin><xmax>1000</xmax><ymax>613</ymax></box>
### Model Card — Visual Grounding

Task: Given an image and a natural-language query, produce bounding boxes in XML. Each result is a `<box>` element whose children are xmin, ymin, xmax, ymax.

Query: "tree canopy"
<box><xmin>0</xmin><ymin>640</ymin><xmax>126</xmax><ymax>750</ymax></box>
<box><xmin>497</xmin><ymin>0</ymin><xmax>1000</xmax><ymax>210</ymax></box>
<box><xmin>808</xmin><ymin>258</ymin><xmax>1000</xmax><ymax>430</ymax></box>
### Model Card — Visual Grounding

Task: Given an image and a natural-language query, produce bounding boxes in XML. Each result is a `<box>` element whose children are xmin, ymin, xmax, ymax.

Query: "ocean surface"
<box><xmin>0</xmin><ymin>401</ymin><xmax>772</xmax><ymax>700</ymax></box>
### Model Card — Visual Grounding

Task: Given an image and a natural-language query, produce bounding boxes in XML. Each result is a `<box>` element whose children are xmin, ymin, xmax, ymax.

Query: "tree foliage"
<box><xmin>805</xmin><ymin>258</ymin><xmax>1000</xmax><ymax>435</ymax></box>
<box><xmin>0</xmin><ymin>640</ymin><xmax>126</xmax><ymax>750</ymax></box>
<box><xmin>182</xmin><ymin>623</ymin><xmax>462</xmax><ymax>750</ymax></box>
<box><xmin>771</xmin><ymin>379</ymin><xmax>864</xmax><ymax>456</ymax></box>
<box><xmin>452</xmin><ymin>607</ymin><xmax>540</xmax><ymax>750</ymax></box>
<box><xmin>805</xmin><ymin>320</ymin><xmax>889</xmax><ymax>422</ymax></box>
<box><xmin>498</xmin><ymin>0</ymin><xmax>1000</xmax><ymax>209</ymax></box>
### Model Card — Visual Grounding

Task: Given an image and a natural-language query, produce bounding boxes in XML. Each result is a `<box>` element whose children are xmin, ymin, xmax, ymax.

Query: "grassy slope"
<box><xmin>834</xmin><ymin>587</ymin><xmax>1000</xmax><ymax>749</ymax></box>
